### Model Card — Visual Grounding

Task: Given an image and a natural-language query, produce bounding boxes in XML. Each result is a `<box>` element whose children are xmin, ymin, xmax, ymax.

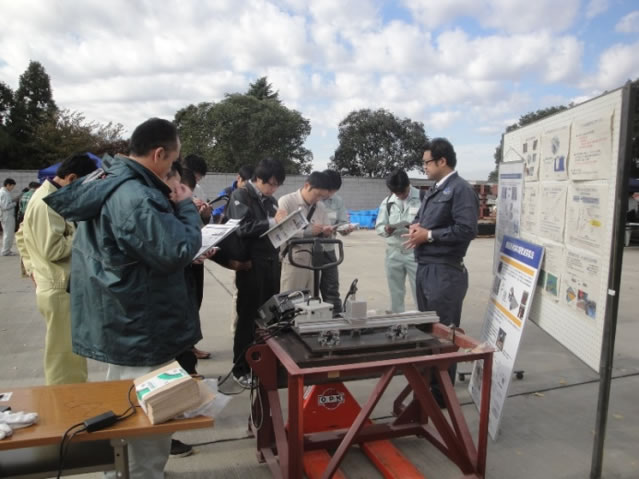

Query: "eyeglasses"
<box><xmin>423</xmin><ymin>158</ymin><xmax>439</xmax><ymax>166</ymax></box>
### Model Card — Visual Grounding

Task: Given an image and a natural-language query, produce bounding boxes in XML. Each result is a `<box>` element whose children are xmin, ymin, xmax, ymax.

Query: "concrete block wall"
<box><xmin>1</xmin><ymin>170</ymin><xmax>432</xmax><ymax>212</ymax></box>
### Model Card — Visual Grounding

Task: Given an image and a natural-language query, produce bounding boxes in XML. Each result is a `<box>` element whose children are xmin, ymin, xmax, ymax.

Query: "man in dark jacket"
<box><xmin>45</xmin><ymin>118</ymin><xmax>202</xmax><ymax>479</ymax></box>
<box><xmin>226</xmin><ymin>158</ymin><xmax>286</xmax><ymax>387</ymax></box>
<box><xmin>403</xmin><ymin>138</ymin><xmax>479</xmax><ymax>402</ymax></box>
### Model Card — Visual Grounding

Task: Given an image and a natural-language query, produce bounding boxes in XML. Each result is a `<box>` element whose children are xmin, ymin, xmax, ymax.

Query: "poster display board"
<box><xmin>493</xmin><ymin>162</ymin><xmax>524</xmax><ymax>270</ymax></box>
<box><xmin>469</xmin><ymin>236</ymin><xmax>544</xmax><ymax>439</ymax></box>
<box><xmin>498</xmin><ymin>88</ymin><xmax>625</xmax><ymax>372</ymax></box>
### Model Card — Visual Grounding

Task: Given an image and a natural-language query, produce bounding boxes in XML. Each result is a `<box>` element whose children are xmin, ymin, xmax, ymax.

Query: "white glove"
<box><xmin>0</xmin><ymin>422</ymin><xmax>12</xmax><ymax>439</ymax></box>
<box><xmin>0</xmin><ymin>410</ymin><xmax>39</xmax><ymax>430</ymax></box>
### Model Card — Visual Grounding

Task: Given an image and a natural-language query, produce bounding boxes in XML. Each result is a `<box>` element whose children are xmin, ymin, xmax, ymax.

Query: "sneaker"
<box><xmin>170</xmin><ymin>439</ymin><xmax>193</xmax><ymax>458</ymax></box>
<box><xmin>1</xmin><ymin>251</ymin><xmax>16</xmax><ymax>256</ymax></box>
<box><xmin>233</xmin><ymin>373</ymin><xmax>254</xmax><ymax>389</ymax></box>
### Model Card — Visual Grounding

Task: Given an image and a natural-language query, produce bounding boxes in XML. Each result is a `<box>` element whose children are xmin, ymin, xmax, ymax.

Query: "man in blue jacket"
<box><xmin>45</xmin><ymin>118</ymin><xmax>202</xmax><ymax>479</ymax></box>
<box><xmin>403</xmin><ymin>138</ymin><xmax>479</xmax><ymax>401</ymax></box>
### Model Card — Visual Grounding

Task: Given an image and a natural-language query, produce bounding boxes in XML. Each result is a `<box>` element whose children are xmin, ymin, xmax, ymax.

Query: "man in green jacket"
<box><xmin>16</xmin><ymin>154</ymin><xmax>97</xmax><ymax>385</ymax></box>
<box><xmin>45</xmin><ymin>118</ymin><xmax>202</xmax><ymax>479</ymax></box>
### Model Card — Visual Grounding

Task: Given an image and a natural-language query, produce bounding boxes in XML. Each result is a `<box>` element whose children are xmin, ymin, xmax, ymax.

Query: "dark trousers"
<box><xmin>320</xmin><ymin>250</ymin><xmax>342</xmax><ymax>315</ymax></box>
<box><xmin>416</xmin><ymin>262</ymin><xmax>469</xmax><ymax>405</ymax></box>
<box><xmin>176</xmin><ymin>263</ymin><xmax>205</xmax><ymax>375</ymax></box>
<box><xmin>233</xmin><ymin>256</ymin><xmax>281</xmax><ymax>377</ymax></box>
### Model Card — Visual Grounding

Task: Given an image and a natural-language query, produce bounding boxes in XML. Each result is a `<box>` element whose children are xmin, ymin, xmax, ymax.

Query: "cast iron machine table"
<box><xmin>246</xmin><ymin>321</ymin><xmax>494</xmax><ymax>479</ymax></box>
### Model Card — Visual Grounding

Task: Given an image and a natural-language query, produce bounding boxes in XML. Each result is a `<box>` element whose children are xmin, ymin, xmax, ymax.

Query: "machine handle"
<box><xmin>286</xmin><ymin>238</ymin><xmax>344</xmax><ymax>271</ymax></box>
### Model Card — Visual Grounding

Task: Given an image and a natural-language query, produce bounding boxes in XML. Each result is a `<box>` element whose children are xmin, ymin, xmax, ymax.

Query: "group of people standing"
<box><xmin>3</xmin><ymin>118</ymin><xmax>479</xmax><ymax>478</ymax></box>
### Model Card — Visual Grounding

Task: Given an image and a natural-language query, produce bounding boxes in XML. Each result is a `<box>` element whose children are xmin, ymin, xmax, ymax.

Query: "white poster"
<box><xmin>537</xmin><ymin>183</ymin><xmax>568</xmax><ymax>243</ymax></box>
<box><xmin>521</xmin><ymin>184</ymin><xmax>539</xmax><ymax>235</ymax></box>
<box><xmin>565</xmin><ymin>183</ymin><xmax>608</xmax><ymax>255</ymax></box>
<box><xmin>522</xmin><ymin>134</ymin><xmax>540</xmax><ymax>181</ymax></box>
<box><xmin>494</xmin><ymin>162</ymin><xmax>524</xmax><ymax>271</ymax></box>
<box><xmin>569</xmin><ymin>112</ymin><xmax>613</xmax><ymax>180</ymax></box>
<box><xmin>562</xmin><ymin>251</ymin><xmax>601</xmax><ymax>321</ymax></box>
<box><xmin>540</xmin><ymin>125</ymin><xmax>570</xmax><ymax>181</ymax></box>
<box><xmin>538</xmin><ymin>242</ymin><xmax>564</xmax><ymax>303</ymax></box>
<box><xmin>469</xmin><ymin>236</ymin><xmax>544</xmax><ymax>439</ymax></box>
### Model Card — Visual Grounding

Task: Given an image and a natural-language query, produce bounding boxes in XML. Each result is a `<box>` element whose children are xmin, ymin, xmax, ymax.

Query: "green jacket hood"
<box><xmin>44</xmin><ymin>155</ymin><xmax>171</xmax><ymax>222</ymax></box>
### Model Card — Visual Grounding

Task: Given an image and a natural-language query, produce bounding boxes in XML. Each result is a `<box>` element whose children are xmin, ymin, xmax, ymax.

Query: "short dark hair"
<box><xmin>253</xmin><ymin>158</ymin><xmax>285</xmax><ymax>186</ymax></box>
<box><xmin>167</xmin><ymin>160</ymin><xmax>183</xmax><ymax>180</ymax></box>
<box><xmin>183</xmin><ymin>154</ymin><xmax>207</xmax><ymax>177</ymax></box>
<box><xmin>425</xmin><ymin>138</ymin><xmax>456</xmax><ymax>169</ymax></box>
<box><xmin>56</xmin><ymin>153</ymin><xmax>98</xmax><ymax>179</ymax></box>
<box><xmin>306</xmin><ymin>171</ymin><xmax>331</xmax><ymax>190</ymax></box>
<box><xmin>28</xmin><ymin>181</ymin><xmax>41</xmax><ymax>189</ymax></box>
<box><xmin>180</xmin><ymin>168</ymin><xmax>197</xmax><ymax>191</ymax></box>
<box><xmin>238</xmin><ymin>165</ymin><xmax>254</xmax><ymax>181</ymax></box>
<box><xmin>3</xmin><ymin>178</ymin><xmax>16</xmax><ymax>187</ymax></box>
<box><xmin>386</xmin><ymin>169</ymin><xmax>409</xmax><ymax>194</ymax></box>
<box><xmin>129</xmin><ymin>118</ymin><xmax>179</xmax><ymax>157</ymax></box>
<box><xmin>323</xmin><ymin>169</ymin><xmax>342</xmax><ymax>190</ymax></box>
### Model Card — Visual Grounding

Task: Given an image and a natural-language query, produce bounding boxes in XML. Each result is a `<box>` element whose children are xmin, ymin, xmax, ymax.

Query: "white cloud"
<box><xmin>405</xmin><ymin>0</ymin><xmax>580</xmax><ymax>33</ymax></box>
<box><xmin>426</xmin><ymin>111</ymin><xmax>462</xmax><ymax>130</ymax></box>
<box><xmin>615</xmin><ymin>11</ymin><xmax>639</xmax><ymax>34</ymax></box>
<box><xmin>581</xmin><ymin>41</ymin><xmax>639</xmax><ymax>90</ymax></box>
<box><xmin>585</xmin><ymin>0</ymin><xmax>609</xmax><ymax>19</ymax></box>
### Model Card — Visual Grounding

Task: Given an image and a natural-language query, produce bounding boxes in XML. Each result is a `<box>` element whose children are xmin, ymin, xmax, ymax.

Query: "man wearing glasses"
<box><xmin>403</xmin><ymin>138</ymin><xmax>479</xmax><ymax>402</ymax></box>
<box><xmin>226</xmin><ymin>158</ymin><xmax>287</xmax><ymax>388</ymax></box>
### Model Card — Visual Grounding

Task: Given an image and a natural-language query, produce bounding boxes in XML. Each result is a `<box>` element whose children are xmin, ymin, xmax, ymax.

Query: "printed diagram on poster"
<box><xmin>537</xmin><ymin>242</ymin><xmax>564</xmax><ymax>303</ymax></box>
<box><xmin>522</xmin><ymin>134</ymin><xmax>540</xmax><ymax>181</ymax></box>
<box><xmin>469</xmin><ymin>236</ymin><xmax>544</xmax><ymax>439</ymax></box>
<box><xmin>494</xmin><ymin>162</ymin><xmax>523</xmax><ymax>270</ymax></box>
<box><xmin>569</xmin><ymin>111</ymin><xmax>613</xmax><ymax>180</ymax></box>
<box><xmin>537</xmin><ymin>183</ymin><xmax>567</xmax><ymax>243</ymax></box>
<box><xmin>521</xmin><ymin>184</ymin><xmax>539</xmax><ymax>235</ymax></box>
<box><xmin>563</xmin><ymin>251</ymin><xmax>601</xmax><ymax>320</ymax></box>
<box><xmin>540</xmin><ymin>125</ymin><xmax>570</xmax><ymax>181</ymax></box>
<box><xmin>565</xmin><ymin>183</ymin><xmax>608</xmax><ymax>255</ymax></box>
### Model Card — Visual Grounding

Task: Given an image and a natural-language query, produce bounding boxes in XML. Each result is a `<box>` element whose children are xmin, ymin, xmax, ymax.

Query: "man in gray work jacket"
<box><xmin>403</xmin><ymin>138</ymin><xmax>478</xmax><ymax>398</ymax></box>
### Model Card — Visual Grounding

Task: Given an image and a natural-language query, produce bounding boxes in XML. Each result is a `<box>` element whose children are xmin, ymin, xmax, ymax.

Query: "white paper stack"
<box><xmin>133</xmin><ymin>362</ymin><xmax>201</xmax><ymax>424</ymax></box>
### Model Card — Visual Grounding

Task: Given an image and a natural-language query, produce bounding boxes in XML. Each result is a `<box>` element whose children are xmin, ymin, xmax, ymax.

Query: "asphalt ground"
<box><xmin>1</xmin><ymin>231</ymin><xmax>638</xmax><ymax>478</ymax></box>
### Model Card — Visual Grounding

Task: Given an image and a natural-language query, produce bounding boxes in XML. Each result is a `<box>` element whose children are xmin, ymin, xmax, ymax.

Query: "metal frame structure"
<box><xmin>246</xmin><ymin>323</ymin><xmax>494</xmax><ymax>479</ymax></box>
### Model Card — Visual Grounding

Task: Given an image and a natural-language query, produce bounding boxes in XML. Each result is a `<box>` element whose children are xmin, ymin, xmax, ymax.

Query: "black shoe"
<box><xmin>170</xmin><ymin>439</ymin><xmax>193</xmax><ymax>458</ymax></box>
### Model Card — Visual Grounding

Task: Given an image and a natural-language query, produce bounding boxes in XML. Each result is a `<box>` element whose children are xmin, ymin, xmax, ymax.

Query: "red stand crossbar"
<box><xmin>247</xmin><ymin>323</ymin><xmax>493</xmax><ymax>479</ymax></box>
<box><xmin>295</xmin><ymin>382</ymin><xmax>425</xmax><ymax>478</ymax></box>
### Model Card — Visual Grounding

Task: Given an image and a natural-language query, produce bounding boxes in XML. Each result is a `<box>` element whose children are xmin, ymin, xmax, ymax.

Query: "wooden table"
<box><xmin>0</xmin><ymin>380</ymin><xmax>214</xmax><ymax>478</ymax></box>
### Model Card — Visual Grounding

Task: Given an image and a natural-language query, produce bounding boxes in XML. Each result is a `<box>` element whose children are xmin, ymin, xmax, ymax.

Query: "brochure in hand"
<box><xmin>194</xmin><ymin>219</ymin><xmax>241</xmax><ymax>261</ymax></box>
<box><xmin>260</xmin><ymin>208</ymin><xmax>309</xmax><ymax>249</ymax></box>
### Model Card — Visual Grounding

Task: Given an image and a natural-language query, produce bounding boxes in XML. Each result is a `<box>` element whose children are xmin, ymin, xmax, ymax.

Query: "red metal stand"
<box><xmin>247</xmin><ymin>323</ymin><xmax>493</xmax><ymax>479</ymax></box>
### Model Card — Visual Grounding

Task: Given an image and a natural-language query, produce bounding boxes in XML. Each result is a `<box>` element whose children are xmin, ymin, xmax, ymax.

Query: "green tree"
<box><xmin>4</xmin><ymin>61</ymin><xmax>58</xmax><ymax>168</ymax></box>
<box><xmin>247</xmin><ymin>76</ymin><xmax>280</xmax><ymax>102</ymax></box>
<box><xmin>488</xmin><ymin>105</ymin><xmax>568</xmax><ymax>181</ymax></box>
<box><xmin>26</xmin><ymin>109</ymin><xmax>126</xmax><ymax>169</ymax></box>
<box><xmin>175</xmin><ymin>79</ymin><xmax>312</xmax><ymax>174</ymax></box>
<box><xmin>329</xmin><ymin>108</ymin><xmax>428</xmax><ymax>178</ymax></box>
<box><xmin>0</xmin><ymin>82</ymin><xmax>13</xmax><ymax>167</ymax></box>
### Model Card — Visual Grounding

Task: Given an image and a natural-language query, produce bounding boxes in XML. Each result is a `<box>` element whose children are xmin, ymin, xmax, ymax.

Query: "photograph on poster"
<box><xmin>562</xmin><ymin>250</ymin><xmax>600</xmax><ymax>320</ymax></box>
<box><xmin>538</xmin><ymin>242</ymin><xmax>564</xmax><ymax>303</ymax></box>
<box><xmin>569</xmin><ymin>111</ymin><xmax>613</xmax><ymax>180</ymax></box>
<box><xmin>523</xmin><ymin>134</ymin><xmax>540</xmax><ymax>181</ymax></box>
<box><xmin>540</xmin><ymin>125</ymin><xmax>570</xmax><ymax>181</ymax></box>
<box><xmin>566</xmin><ymin>183</ymin><xmax>608</xmax><ymax>255</ymax></box>
<box><xmin>538</xmin><ymin>183</ymin><xmax>567</xmax><ymax>243</ymax></box>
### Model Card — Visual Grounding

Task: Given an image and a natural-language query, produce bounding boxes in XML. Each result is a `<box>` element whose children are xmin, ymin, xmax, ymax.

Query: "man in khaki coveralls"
<box><xmin>16</xmin><ymin>154</ymin><xmax>97</xmax><ymax>384</ymax></box>
<box><xmin>278</xmin><ymin>171</ymin><xmax>334</xmax><ymax>293</ymax></box>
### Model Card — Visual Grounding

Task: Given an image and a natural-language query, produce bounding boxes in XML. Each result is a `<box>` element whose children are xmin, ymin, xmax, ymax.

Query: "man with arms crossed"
<box><xmin>45</xmin><ymin>118</ymin><xmax>202</xmax><ymax>478</ymax></box>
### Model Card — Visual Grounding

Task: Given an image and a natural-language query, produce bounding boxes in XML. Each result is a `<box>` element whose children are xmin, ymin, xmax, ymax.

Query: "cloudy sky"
<box><xmin>1</xmin><ymin>0</ymin><xmax>638</xmax><ymax>179</ymax></box>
